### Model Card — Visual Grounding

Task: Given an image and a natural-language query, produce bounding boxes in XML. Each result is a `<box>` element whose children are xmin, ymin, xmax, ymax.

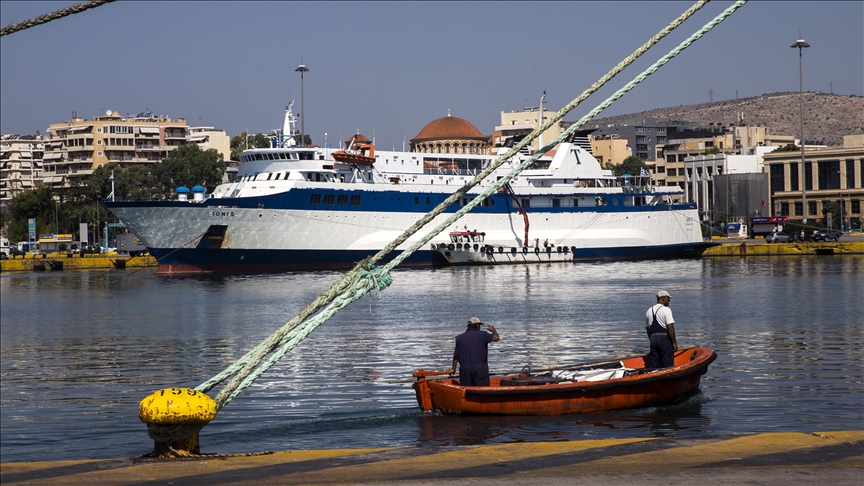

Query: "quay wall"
<box><xmin>1</xmin><ymin>253</ymin><xmax>157</xmax><ymax>272</ymax></box>
<box><xmin>702</xmin><ymin>241</ymin><xmax>864</xmax><ymax>256</ymax></box>
<box><xmin>2</xmin><ymin>242</ymin><xmax>862</xmax><ymax>272</ymax></box>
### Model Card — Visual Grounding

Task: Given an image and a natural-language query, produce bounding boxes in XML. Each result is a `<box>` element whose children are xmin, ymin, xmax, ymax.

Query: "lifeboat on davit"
<box><xmin>332</xmin><ymin>133</ymin><xmax>376</xmax><ymax>165</ymax></box>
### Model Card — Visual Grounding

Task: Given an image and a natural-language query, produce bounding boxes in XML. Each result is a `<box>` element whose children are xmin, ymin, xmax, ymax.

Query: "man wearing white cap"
<box><xmin>645</xmin><ymin>290</ymin><xmax>678</xmax><ymax>368</ymax></box>
<box><xmin>448</xmin><ymin>317</ymin><xmax>499</xmax><ymax>386</ymax></box>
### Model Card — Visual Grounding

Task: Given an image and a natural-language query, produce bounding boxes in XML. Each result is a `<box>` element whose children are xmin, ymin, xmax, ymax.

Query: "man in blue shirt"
<box><xmin>448</xmin><ymin>317</ymin><xmax>500</xmax><ymax>386</ymax></box>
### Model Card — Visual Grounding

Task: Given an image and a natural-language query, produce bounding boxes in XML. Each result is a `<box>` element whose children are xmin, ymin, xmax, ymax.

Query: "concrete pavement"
<box><xmin>2</xmin><ymin>430</ymin><xmax>861</xmax><ymax>485</ymax></box>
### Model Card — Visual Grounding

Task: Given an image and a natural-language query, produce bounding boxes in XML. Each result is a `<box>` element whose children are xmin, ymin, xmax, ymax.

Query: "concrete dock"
<box><xmin>2</xmin><ymin>431</ymin><xmax>861</xmax><ymax>485</ymax></box>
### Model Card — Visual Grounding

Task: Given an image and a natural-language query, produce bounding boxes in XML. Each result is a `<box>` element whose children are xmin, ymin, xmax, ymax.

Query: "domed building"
<box><xmin>410</xmin><ymin>111</ymin><xmax>489</xmax><ymax>154</ymax></box>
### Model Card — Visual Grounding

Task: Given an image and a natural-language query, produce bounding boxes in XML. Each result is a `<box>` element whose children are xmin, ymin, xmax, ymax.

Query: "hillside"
<box><xmin>587</xmin><ymin>92</ymin><xmax>864</xmax><ymax>147</ymax></box>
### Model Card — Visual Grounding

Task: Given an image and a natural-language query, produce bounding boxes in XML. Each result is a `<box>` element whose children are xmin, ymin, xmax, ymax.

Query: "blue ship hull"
<box><xmin>149</xmin><ymin>242</ymin><xmax>715</xmax><ymax>274</ymax></box>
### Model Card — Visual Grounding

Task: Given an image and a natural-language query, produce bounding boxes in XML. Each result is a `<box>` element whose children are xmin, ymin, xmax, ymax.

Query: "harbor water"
<box><xmin>1</xmin><ymin>257</ymin><xmax>863</xmax><ymax>463</ymax></box>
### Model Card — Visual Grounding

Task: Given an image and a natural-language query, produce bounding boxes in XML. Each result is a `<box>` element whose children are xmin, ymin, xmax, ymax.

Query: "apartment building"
<box><xmin>763</xmin><ymin>134</ymin><xmax>864</xmax><ymax>229</ymax></box>
<box><xmin>656</xmin><ymin>125</ymin><xmax>794</xmax><ymax>191</ymax></box>
<box><xmin>493</xmin><ymin>106</ymin><xmax>565</xmax><ymax>155</ymax></box>
<box><xmin>188</xmin><ymin>126</ymin><xmax>235</xmax><ymax>180</ymax></box>
<box><xmin>42</xmin><ymin>110</ymin><xmax>189</xmax><ymax>188</ymax></box>
<box><xmin>583</xmin><ymin>118</ymin><xmax>667</xmax><ymax>162</ymax></box>
<box><xmin>0</xmin><ymin>134</ymin><xmax>44</xmax><ymax>207</ymax></box>
<box><xmin>589</xmin><ymin>134</ymin><xmax>632</xmax><ymax>169</ymax></box>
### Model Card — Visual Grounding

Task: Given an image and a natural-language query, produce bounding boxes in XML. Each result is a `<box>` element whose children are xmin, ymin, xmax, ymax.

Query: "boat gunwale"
<box><xmin>429</xmin><ymin>348</ymin><xmax>717</xmax><ymax>397</ymax></box>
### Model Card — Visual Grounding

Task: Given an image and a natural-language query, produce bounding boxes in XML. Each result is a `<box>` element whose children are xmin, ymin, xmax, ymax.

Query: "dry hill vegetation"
<box><xmin>589</xmin><ymin>92</ymin><xmax>863</xmax><ymax>147</ymax></box>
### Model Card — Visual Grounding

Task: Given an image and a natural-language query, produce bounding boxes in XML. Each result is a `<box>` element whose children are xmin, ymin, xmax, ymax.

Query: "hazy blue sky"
<box><xmin>1</xmin><ymin>1</ymin><xmax>862</xmax><ymax>151</ymax></box>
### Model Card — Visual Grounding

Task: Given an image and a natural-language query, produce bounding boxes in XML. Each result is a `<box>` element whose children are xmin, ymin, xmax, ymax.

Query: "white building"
<box><xmin>683</xmin><ymin>146</ymin><xmax>778</xmax><ymax>223</ymax></box>
<box><xmin>0</xmin><ymin>134</ymin><xmax>44</xmax><ymax>207</ymax></box>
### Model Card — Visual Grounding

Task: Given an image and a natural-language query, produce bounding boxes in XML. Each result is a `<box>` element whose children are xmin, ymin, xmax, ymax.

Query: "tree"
<box><xmin>6</xmin><ymin>187</ymin><xmax>57</xmax><ymax>242</ymax></box>
<box><xmin>773</xmin><ymin>143</ymin><xmax>799</xmax><ymax>153</ymax></box>
<box><xmin>612</xmin><ymin>155</ymin><xmax>647</xmax><ymax>177</ymax></box>
<box><xmin>701</xmin><ymin>147</ymin><xmax>721</xmax><ymax>155</ymax></box>
<box><xmin>90</xmin><ymin>163</ymin><xmax>156</xmax><ymax>200</ymax></box>
<box><xmin>152</xmin><ymin>144</ymin><xmax>226</xmax><ymax>196</ymax></box>
<box><xmin>230</xmin><ymin>132</ymin><xmax>271</xmax><ymax>160</ymax></box>
<box><xmin>293</xmin><ymin>134</ymin><xmax>312</xmax><ymax>146</ymax></box>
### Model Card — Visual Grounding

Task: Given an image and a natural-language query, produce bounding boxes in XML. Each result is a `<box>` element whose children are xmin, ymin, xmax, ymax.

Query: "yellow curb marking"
<box><xmin>516</xmin><ymin>431</ymin><xmax>863</xmax><ymax>478</ymax></box>
<box><xmin>0</xmin><ymin>449</ymin><xmax>393</xmax><ymax>486</ymax></box>
<box><xmin>221</xmin><ymin>438</ymin><xmax>653</xmax><ymax>485</ymax></box>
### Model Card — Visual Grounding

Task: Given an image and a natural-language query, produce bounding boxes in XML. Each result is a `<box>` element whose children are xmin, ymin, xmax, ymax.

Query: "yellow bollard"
<box><xmin>139</xmin><ymin>388</ymin><xmax>217</xmax><ymax>457</ymax></box>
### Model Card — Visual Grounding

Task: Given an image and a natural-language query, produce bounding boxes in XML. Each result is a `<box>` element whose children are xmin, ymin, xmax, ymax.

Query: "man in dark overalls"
<box><xmin>449</xmin><ymin>317</ymin><xmax>500</xmax><ymax>386</ymax></box>
<box><xmin>645</xmin><ymin>290</ymin><xmax>678</xmax><ymax>368</ymax></box>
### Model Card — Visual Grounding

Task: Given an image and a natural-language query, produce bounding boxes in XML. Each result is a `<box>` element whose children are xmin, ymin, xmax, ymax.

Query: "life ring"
<box><xmin>456</xmin><ymin>243</ymin><xmax>462</xmax><ymax>250</ymax></box>
<box><xmin>447</xmin><ymin>243</ymin><xmax>455</xmax><ymax>251</ymax></box>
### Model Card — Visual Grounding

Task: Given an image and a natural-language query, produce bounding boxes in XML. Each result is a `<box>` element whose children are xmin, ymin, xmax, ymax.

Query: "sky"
<box><xmin>1</xmin><ymin>1</ymin><xmax>862</xmax><ymax>151</ymax></box>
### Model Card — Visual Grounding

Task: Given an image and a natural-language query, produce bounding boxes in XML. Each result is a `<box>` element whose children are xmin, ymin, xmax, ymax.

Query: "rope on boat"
<box><xmin>198</xmin><ymin>0</ymin><xmax>748</xmax><ymax>410</ymax></box>
<box><xmin>0</xmin><ymin>0</ymin><xmax>116</xmax><ymax>37</ymax></box>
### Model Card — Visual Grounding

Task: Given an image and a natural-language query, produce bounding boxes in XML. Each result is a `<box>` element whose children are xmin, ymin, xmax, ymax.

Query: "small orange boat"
<box><xmin>412</xmin><ymin>347</ymin><xmax>716</xmax><ymax>415</ymax></box>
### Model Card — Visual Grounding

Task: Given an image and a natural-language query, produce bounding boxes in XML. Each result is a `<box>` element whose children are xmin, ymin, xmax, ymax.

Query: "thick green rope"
<box><xmin>0</xmin><ymin>0</ymin><xmax>116</xmax><ymax>37</ymax></box>
<box><xmin>201</xmin><ymin>0</ymin><xmax>749</xmax><ymax>410</ymax></box>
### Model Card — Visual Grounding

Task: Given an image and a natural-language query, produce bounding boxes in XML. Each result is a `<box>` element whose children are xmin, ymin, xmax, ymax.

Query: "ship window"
<box><xmin>552</xmin><ymin>199</ymin><xmax>561</xmax><ymax>208</ymax></box>
<box><xmin>274</xmin><ymin>173</ymin><xmax>282</xmax><ymax>180</ymax></box>
<box><xmin>323</xmin><ymin>194</ymin><xmax>335</xmax><ymax>205</ymax></box>
<box><xmin>521</xmin><ymin>199</ymin><xmax>530</xmax><ymax>208</ymax></box>
<box><xmin>414</xmin><ymin>196</ymin><xmax>419</xmax><ymax>205</ymax></box>
<box><xmin>266</xmin><ymin>173</ymin><xmax>273</xmax><ymax>180</ymax></box>
<box><xmin>350</xmin><ymin>195</ymin><xmax>361</xmax><ymax>206</ymax></box>
<box><xmin>426</xmin><ymin>197</ymin><xmax>431</xmax><ymax>205</ymax></box>
<box><xmin>572</xmin><ymin>199</ymin><xmax>579</xmax><ymax>207</ymax></box>
<box><xmin>310</xmin><ymin>194</ymin><xmax>321</xmax><ymax>205</ymax></box>
<box><xmin>337</xmin><ymin>195</ymin><xmax>348</xmax><ymax>205</ymax></box>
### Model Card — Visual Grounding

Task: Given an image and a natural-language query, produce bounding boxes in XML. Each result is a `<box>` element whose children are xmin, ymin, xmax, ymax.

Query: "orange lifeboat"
<box><xmin>412</xmin><ymin>347</ymin><xmax>716</xmax><ymax>415</ymax></box>
<box><xmin>332</xmin><ymin>133</ymin><xmax>376</xmax><ymax>165</ymax></box>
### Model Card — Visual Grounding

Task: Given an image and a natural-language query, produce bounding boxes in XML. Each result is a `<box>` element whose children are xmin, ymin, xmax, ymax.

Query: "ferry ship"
<box><xmin>104</xmin><ymin>104</ymin><xmax>711</xmax><ymax>274</ymax></box>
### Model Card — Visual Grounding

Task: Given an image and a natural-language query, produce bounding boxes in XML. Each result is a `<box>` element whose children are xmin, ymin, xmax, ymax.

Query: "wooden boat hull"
<box><xmin>412</xmin><ymin>347</ymin><xmax>716</xmax><ymax>415</ymax></box>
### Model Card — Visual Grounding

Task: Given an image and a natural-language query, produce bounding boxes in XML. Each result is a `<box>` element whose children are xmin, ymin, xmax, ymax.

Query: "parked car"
<box><xmin>788</xmin><ymin>230</ymin><xmax>806</xmax><ymax>242</ymax></box>
<box><xmin>812</xmin><ymin>229</ymin><xmax>842</xmax><ymax>242</ymax></box>
<box><xmin>765</xmin><ymin>231</ymin><xmax>790</xmax><ymax>243</ymax></box>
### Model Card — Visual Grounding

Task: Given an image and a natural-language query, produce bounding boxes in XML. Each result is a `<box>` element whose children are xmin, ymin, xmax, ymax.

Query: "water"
<box><xmin>2</xmin><ymin>257</ymin><xmax>863</xmax><ymax>463</ymax></box>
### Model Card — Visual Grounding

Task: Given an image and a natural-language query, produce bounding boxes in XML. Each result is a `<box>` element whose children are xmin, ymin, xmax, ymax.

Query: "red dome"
<box><xmin>412</xmin><ymin>116</ymin><xmax>485</xmax><ymax>141</ymax></box>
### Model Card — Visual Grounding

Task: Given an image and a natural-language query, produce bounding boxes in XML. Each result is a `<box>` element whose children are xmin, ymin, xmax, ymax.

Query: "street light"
<box><xmin>791</xmin><ymin>38</ymin><xmax>809</xmax><ymax>223</ymax></box>
<box><xmin>295</xmin><ymin>62</ymin><xmax>310</xmax><ymax>147</ymax></box>
<box><xmin>838</xmin><ymin>170</ymin><xmax>845</xmax><ymax>232</ymax></box>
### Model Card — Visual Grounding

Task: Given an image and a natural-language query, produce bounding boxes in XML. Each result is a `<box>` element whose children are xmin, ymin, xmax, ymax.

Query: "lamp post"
<box><xmin>295</xmin><ymin>63</ymin><xmax>309</xmax><ymax>147</ymax></box>
<box><xmin>791</xmin><ymin>38</ymin><xmax>809</xmax><ymax>224</ymax></box>
<box><xmin>837</xmin><ymin>170</ymin><xmax>845</xmax><ymax>232</ymax></box>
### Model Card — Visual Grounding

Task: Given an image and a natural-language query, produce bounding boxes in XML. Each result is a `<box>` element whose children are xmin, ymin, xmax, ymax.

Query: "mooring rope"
<box><xmin>0</xmin><ymin>0</ymin><xmax>116</xmax><ymax>37</ymax></box>
<box><xmin>198</xmin><ymin>0</ymin><xmax>748</xmax><ymax>409</ymax></box>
